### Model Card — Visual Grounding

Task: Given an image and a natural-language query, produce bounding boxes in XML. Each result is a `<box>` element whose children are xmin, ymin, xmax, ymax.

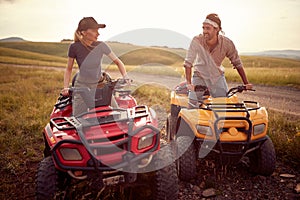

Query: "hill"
<box><xmin>0</xmin><ymin>41</ymin><xmax>299</xmax><ymax>68</ymax></box>
<box><xmin>0</xmin><ymin>41</ymin><xmax>299</xmax><ymax>89</ymax></box>
<box><xmin>242</xmin><ymin>50</ymin><xmax>300</xmax><ymax>60</ymax></box>
<box><xmin>0</xmin><ymin>41</ymin><xmax>187</xmax><ymax>67</ymax></box>
<box><xmin>0</xmin><ymin>37</ymin><xmax>26</xmax><ymax>42</ymax></box>
<box><xmin>0</xmin><ymin>46</ymin><xmax>67</xmax><ymax>67</ymax></box>
<box><xmin>0</xmin><ymin>41</ymin><xmax>70</xmax><ymax>57</ymax></box>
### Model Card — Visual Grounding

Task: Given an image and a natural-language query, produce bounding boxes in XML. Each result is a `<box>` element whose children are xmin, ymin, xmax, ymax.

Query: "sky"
<box><xmin>0</xmin><ymin>0</ymin><xmax>299</xmax><ymax>52</ymax></box>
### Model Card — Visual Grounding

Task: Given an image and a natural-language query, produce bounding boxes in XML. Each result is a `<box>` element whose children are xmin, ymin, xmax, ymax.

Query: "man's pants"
<box><xmin>188</xmin><ymin>74</ymin><xmax>228</xmax><ymax>107</ymax></box>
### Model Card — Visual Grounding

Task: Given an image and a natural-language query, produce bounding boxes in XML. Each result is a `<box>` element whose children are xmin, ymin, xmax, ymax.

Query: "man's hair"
<box><xmin>206</xmin><ymin>13</ymin><xmax>222</xmax><ymax>30</ymax></box>
<box><xmin>205</xmin><ymin>13</ymin><xmax>224</xmax><ymax>34</ymax></box>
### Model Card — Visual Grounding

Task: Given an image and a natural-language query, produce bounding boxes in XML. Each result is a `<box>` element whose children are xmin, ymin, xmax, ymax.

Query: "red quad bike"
<box><xmin>36</xmin><ymin>73</ymin><xmax>178</xmax><ymax>200</ymax></box>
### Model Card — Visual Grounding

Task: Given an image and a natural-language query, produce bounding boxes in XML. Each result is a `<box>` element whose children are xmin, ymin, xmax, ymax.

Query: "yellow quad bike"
<box><xmin>166</xmin><ymin>82</ymin><xmax>276</xmax><ymax>181</ymax></box>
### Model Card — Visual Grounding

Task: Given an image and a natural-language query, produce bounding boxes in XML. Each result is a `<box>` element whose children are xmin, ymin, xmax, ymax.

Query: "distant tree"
<box><xmin>61</xmin><ymin>39</ymin><xmax>73</xmax><ymax>43</ymax></box>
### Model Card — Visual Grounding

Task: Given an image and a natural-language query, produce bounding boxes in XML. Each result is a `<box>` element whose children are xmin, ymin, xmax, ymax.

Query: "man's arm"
<box><xmin>226</xmin><ymin>38</ymin><xmax>253</xmax><ymax>90</ymax></box>
<box><xmin>184</xmin><ymin>66</ymin><xmax>192</xmax><ymax>84</ymax></box>
<box><xmin>184</xmin><ymin>65</ymin><xmax>195</xmax><ymax>91</ymax></box>
<box><xmin>236</xmin><ymin>67</ymin><xmax>253</xmax><ymax>89</ymax></box>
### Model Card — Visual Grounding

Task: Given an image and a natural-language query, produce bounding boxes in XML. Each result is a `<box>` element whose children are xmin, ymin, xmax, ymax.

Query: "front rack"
<box><xmin>197</xmin><ymin>100</ymin><xmax>262</xmax><ymax>157</ymax></box>
<box><xmin>50</xmin><ymin>106</ymin><xmax>160</xmax><ymax>171</ymax></box>
<box><xmin>50</xmin><ymin>105</ymin><xmax>150</xmax><ymax>130</ymax></box>
<box><xmin>201</xmin><ymin>100</ymin><xmax>260</xmax><ymax>119</ymax></box>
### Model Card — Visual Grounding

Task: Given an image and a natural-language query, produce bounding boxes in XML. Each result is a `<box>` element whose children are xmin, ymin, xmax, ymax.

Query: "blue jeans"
<box><xmin>188</xmin><ymin>74</ymin><xmax>228</xmax><ymax>107</ymax></box>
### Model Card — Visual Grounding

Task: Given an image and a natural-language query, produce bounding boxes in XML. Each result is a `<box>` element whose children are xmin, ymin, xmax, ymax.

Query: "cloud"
<box><xmin>0</xmin><ymin>0</ymin><xmax>17</xmax><ymax>3</ymax></box>
<box><xmin>279</xmin><ymin>16</ymin><xmax>288</xmax><ymax>20</ymax></box>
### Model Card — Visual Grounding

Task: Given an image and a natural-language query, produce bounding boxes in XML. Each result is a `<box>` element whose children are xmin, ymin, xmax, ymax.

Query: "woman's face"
<box><xmin>82</xmin><ymin>28</ymin><xmax>99</xmax><ymax>42</ymax></box>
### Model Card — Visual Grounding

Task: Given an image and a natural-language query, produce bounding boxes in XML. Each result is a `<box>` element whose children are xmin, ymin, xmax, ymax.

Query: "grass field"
<box><xmin>0</xmin><ymin>41</ymin><xmax>299</xmax><ymax>198</ymax></box>
<box><xmin>0</xmin><ymin>65</ymin><xmax>299</xmax><ymax>170</ymax></box>
<box><xmin>1</xmin><ymin>41</ymin><xmax>300</xmax><ymax>88</ymax></box>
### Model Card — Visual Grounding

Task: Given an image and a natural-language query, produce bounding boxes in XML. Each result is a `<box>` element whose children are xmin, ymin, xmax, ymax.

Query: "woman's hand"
<box><xmin>123</xmin><ymin>74</ymin><xmax>132</xmax><ymax>85</ymax></box>
<box><xmin>61</xmin><ymin>88</ymin><xmax>70</xmax><ymax>96</ymax></box>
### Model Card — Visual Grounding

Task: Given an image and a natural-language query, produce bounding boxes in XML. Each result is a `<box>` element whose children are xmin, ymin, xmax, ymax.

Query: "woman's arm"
<box><xmin>61</xmin><ymin>57</ymin><xmax>74</xmax><ymax>96</ymax></box>
<box><xmin>107</xmin><ymin>52</ymin><xmax>128</xmax><ymax>78</ymax></box>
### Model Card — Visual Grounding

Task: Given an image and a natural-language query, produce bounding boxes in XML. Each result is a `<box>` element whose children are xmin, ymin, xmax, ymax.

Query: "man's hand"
<box><xmin>186</xmin><ymin>83</ymin><xmax>195</xmax><ymax>91</ymax></box>
<box><xmin>245</xmin><ymin>83</ymin><xmax>253</xmax><ymax>90</ymax></box>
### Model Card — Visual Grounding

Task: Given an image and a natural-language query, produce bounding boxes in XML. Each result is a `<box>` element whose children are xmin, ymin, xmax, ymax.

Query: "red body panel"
<box><xmin>44</xmin><ymin>91</ymin><xmax>159</xmax><ymax>170</ymax></box>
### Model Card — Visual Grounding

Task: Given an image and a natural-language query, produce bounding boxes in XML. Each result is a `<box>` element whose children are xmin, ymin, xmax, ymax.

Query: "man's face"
<box><xmin>202</xmin><ymin>23</ymin><xmax>218</xmax><ymax>41</ymax></box>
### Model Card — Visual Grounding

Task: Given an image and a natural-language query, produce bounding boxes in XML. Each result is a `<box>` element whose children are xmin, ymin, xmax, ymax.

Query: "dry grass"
<box><xmin>1</xmin><ymin>41</ymin><xmax>299</xmax><ymax>87</ymax></box>
<box><xmin>0</xmin><ymin>64</ymin><xmax>299</xmax><ymax>199</ymax></box>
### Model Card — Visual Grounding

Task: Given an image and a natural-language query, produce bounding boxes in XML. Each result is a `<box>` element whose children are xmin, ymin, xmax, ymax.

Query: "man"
<box><xmin>184</xmin><ymin>13</ymin><xmax>252</xmax><ymax>103</ymax></box>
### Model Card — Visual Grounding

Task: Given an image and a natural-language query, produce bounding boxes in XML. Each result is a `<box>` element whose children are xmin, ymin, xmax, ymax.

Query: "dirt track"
<box><xmin>125</xmin><ymin>71</ymin><xmax>300</xmax><ymax>118</ymax></box>
<box><xmin>4</xmin><ymin>63</ymin><xmax>300</xmax><ymax>117</ymax></box>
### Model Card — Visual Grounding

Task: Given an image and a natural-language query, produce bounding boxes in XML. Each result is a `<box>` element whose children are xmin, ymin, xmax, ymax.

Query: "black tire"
<box><xmin>43</xmin><ymin>135</ymin><xmax>51</xmax><ymax>158</ymax></box>
<box><xmin>249</xmin><ymin>136</ymin><xmax>276</xmax><ymax>176</ymax></box>
<box><xmin>151</xmin><ymin>144</ymin><xmax>179</xmax><ymax>200</ymax></box>
<box><xmin>170</xmin><ymin>104</ymin><xmax>181</xmax><ymax>118</ymax></box>
<box><xmin>36</xmin><ymin>157</ymin><xmax>69</xmax><ymax>200</ymax></box>
<box><xmin>176</xmin><ymin>136</ymin><xmax>197</xmax><ymax>181</ymax></box>
<box><xmin>166</xmin><ymin>114</ymin><xmax>177</xmax><ymax>142</ymax></box>
<box><xmin>175</xmin><ymin>118</ymin><xmax>195</xmax><ymax>138</ymax></box>
<box><xmin>166</xmin><ymin>104</ymin><xmax>181</xmax><ymax>142</ymax></box>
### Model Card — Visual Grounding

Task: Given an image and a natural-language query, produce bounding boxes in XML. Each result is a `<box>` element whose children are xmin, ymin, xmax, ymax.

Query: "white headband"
<box><xmin>203</xmin><ymin>18</ymin><xmax>219</xmax><ymax>28</ymax></box>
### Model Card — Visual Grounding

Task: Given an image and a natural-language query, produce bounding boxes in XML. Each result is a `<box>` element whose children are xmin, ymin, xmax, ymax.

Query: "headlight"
<box><xmin>59</xmin><ymin>148</ymin><xmax>82</xmax><ymax>161</ymax></box>
<box><xmin>196</xmin><ymin>125</ymin><xmax>213</xmax><ymax>136</ymax></box>
<box><xmin>138</xmin><ymin>134</ymin><xmax>154</xmax><ymax>150</ymax></box>
<box><xmin>253</xmin><ymin>124</ymin><xmax>266</xmax><ymax>135</ymax></box>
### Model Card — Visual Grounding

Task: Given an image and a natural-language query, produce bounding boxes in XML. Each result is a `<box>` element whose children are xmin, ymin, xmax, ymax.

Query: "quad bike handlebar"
<box><xmin>193</xmin><ymin>84</ymin><xmax>255</xmax><ymax>97</ymax></box>
<box><xmin>226</xmin><ymin>85</ymin><xmax>255</xmax><ymax>97</ymax></box>
<box><xmin>194</xmin><ymin>85</ymin><xmax>209</xmax><ymax>92</ymax></box>
<box><xmin>67</xmin><ymin>78</ymin><xmax>135</xmax><ymax>107</ymax></box>
<box><xmin>114</xmin><ymin>78</ymin><xmax>133</xmax><ymax>89</ymax></box>
<box><xmin>66</xmin><ymin>78</ymin><xmax>133</xmax><ymax>95</ymax></box>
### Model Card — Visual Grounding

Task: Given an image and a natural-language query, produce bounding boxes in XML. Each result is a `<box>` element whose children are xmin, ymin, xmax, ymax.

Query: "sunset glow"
<box><xmin>0</xmin><ymin>0</ymin><xmax>299</xmax><ymax>52</ymax></box>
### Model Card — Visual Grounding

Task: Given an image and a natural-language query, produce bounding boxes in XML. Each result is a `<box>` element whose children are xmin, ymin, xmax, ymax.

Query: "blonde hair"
<box><xmin>73</xmin><ymin>29</ymin><xmax>96</xmax><ymax>50</ymax></box>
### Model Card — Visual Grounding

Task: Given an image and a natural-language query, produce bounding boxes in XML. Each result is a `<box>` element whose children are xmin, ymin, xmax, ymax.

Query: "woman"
<box><xmin>61</xmin><ymin>17</ymin><xmax>128</xmax><ymax>116</ymax></box>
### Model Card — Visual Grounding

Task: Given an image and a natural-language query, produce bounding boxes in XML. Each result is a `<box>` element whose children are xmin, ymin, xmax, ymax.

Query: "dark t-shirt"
<box><xmin>68</xmin><ymin>41</ymin><xmax>112</xmax><ymax>83</ymax></box>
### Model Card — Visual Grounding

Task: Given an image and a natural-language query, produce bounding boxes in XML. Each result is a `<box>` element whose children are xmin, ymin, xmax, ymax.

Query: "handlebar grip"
<box><xmin>194</xmin><ymin>85</ymin><xmax>208</xmax><ymax>92</ymax></box>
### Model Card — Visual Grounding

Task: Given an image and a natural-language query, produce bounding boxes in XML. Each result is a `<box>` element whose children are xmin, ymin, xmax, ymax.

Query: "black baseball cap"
<box><xmin>78</xmin><ymin>17</ymin><xmax>106</xmax><ymax>31</ymax></box>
